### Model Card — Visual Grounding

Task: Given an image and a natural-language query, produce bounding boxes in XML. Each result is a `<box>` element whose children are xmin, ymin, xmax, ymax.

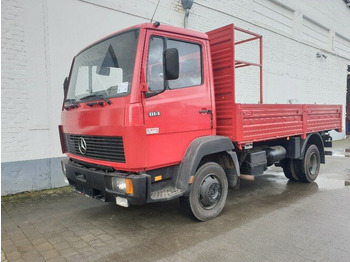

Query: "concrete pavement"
<box><xmin>2</xmin><ymin>138</ymin><xmax>350</xmax><ymax>262</ymax></box>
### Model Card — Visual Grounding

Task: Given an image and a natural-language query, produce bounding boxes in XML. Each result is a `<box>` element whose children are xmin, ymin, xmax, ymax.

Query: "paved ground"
<box><xmin>2</xmin><ymin>138</ymin><xmax>350</xmax><ymax>262</ymax></box>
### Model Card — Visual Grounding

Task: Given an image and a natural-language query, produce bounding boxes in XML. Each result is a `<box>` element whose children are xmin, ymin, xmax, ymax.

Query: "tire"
<box><xmin>179</xmin><ymin>162</ymin><xmax>228</xmax><ymax>221</ymax></box>
<box><xmin>281</xmin><ymin>159</ymin><xmax>300</xmax><ymax>181</ymax></box>
<box><xmin>298</xmin><ymin>144</ymin><xmax>321</xmax><ymax>183</ymax></box>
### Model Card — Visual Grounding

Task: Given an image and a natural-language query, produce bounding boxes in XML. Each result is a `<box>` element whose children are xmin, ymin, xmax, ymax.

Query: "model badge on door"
<box><xmin>149</xmin><ymin>111</ymin><xmax>161</xmax><ymax>117</ymax></box>
<box><xmin>146</xmin><ymin>128</ymin><xmax>159</xmax><ymax>135</ymax></box>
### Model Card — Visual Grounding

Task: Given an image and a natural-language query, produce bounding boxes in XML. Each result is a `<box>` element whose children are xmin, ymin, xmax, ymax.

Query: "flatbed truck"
<box><xmin>60</xmin><ymin>22</ymin><xmax>342</xmax><ymax>221</ymax></box>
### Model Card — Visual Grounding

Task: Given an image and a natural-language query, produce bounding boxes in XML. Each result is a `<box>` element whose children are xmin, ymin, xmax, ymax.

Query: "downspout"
<box><xmin>184</xmin><ymin>8</ymin><xmax>190</xmax><ymax>28</ymax></box>
<box><xmin>181</xmin><ymin>0</ymin><xmax>194</xmax><ymax>28</ymax></box>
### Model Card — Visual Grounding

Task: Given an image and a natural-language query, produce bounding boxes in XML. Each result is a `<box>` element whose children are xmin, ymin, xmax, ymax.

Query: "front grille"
<box><xmin>64</xmin><ymin>134</ymin><xmax>126</xmax><ymax>163</ymax></box>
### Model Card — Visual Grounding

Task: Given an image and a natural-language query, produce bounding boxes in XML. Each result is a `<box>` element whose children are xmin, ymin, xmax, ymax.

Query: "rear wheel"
<box><xmin>298</xmin><ymin>144</ymin><xmax>320</xmax><ymax>183</ymax></box>
<box><xmin>281</xmin><ymin>159</ymin><xmax>300</xmax><ymax>181</ymax></box>
<box><xmin>179</xmin><ymin>162</ymin><xmax>228</xmax><ymax>221</ymax></box>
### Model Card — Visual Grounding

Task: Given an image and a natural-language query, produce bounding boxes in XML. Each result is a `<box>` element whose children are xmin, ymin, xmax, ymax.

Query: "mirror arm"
<box><xmin>140</xmin><ymin>81</ymin><xmax>158</xmax><ymax>98</ymax></box>
<box><xmin>140</xmin><ymin>65</ymin><xmax>165</xmax><ymax>98</ymax></box>
<box><xmin>145</xmin><ymin>92</ymin><xmax>159</xmax><ymax>98</ymax></box>
<box><xmin>140</xmin><ymin>82</ymin><xmax>148</xmax><ymax>93</ymax></box>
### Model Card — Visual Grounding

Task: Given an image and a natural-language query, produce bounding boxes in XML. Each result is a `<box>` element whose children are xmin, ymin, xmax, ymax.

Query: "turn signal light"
<box><xmin>125</xmin><ymin>179</ymin><xmax>134</xmax><ymax>195</ymax></box>
<box><xmin>154</xmin><ymin>175</ymin><xmax>162</xmax><ymax>182</ymax></box>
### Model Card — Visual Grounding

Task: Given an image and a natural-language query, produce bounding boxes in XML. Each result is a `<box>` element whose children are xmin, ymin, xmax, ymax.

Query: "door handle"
<box><xmin>199</xmin><ymin>109</ymin><xmax>212</xmax><ymax>114</ymax></box>
<box><xmin>199</xmin><ymin>109</ymin><xmax>213</xmax><ymax>129</ymax></box>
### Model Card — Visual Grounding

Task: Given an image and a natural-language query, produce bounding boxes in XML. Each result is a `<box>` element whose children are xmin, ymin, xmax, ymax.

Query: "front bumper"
<box><xmin>62</xmin><ymin>159</ymin><xmax>148</xmax><ymax>205</ymax></box>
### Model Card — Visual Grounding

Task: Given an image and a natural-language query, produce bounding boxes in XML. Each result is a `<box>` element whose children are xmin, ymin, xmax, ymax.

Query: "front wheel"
<box><xmin>179</xmin><ymin>162</ymin><xmax>228</xmax><ymax>221</ymax></box>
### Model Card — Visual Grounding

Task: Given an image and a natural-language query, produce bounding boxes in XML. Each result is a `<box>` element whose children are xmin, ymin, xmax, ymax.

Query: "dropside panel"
<box><xmin>234</xmin><ymin>104</ymin><xmax>342</xmax><ymax>146</ymax></box>
<box><xmin>304</xmin><ymin>105</ymin><xmax>342</xmax><ymax>133</ymax></box>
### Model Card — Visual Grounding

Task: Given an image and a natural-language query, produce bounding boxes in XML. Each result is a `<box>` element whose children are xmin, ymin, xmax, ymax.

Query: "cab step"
<box><xmin>150</xmin><ymin>187</ymin><xmax>185</xmax><ymax>201</ymax></box>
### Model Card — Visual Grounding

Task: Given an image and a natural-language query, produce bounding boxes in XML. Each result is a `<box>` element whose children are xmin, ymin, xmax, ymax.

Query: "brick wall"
<box><xmin>1</xmin><ymin>0</ymin><xmax>31</xmax><ymax>161</ymax></box>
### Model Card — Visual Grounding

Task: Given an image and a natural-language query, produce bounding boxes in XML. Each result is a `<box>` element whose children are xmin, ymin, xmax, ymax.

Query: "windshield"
<box><xmin>67</xmin><ymin>29</ymin><xmax>139</xmax><ymax>102</ymax></box>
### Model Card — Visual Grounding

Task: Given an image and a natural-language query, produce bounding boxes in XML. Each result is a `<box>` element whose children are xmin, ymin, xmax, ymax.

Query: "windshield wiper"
<box><xmin>64</xmin><ymin>98</ymin><xmax>77</xmax><ymax>102</ymax></box>
<box><xmin>80</xmin><ymin>94</ymin><xmax>112</xmax><ymax>105</ymax></box>
<box><xmin>64</xmin><ymin>98</ymin><xmax>79</xmax><ymax>110</ymax></box>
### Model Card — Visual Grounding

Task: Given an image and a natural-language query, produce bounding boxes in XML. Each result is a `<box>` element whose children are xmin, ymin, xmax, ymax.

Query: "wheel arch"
<box><xmin>300</xmin><ymin>133</ymin><xmax>325</xmax><ymax>164</ymax></box>
<box><xmin>176</xmin><ymin>136</ymin><xmax>239</xmax><ymax>193</ymax></box>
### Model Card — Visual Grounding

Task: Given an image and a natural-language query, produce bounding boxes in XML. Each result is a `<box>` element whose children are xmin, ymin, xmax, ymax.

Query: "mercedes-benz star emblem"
<box><xmin>78</xmin><ymin>137</ymin><xmax>87</xmax><ymax>155</ymax></box>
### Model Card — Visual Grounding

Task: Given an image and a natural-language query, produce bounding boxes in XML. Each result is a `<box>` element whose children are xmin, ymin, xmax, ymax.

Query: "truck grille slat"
<box><xmin>64</xmin><ymin>134</ymin><xmax>126</xmax><ymax>163</ymax></box>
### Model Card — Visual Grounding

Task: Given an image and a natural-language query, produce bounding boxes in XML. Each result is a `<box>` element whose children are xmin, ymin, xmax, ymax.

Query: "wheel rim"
<box><xmin>308</xmin><ymin>152</ymin><xmax>318</xmax><ymax>175</ymax></box>
<box><xmin>199</xmin><ymin>174</ymin><xmax>222</xmax><ymax>210</ymax></box>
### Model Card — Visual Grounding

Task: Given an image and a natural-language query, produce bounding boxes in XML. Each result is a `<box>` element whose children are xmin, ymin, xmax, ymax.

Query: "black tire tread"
<box><xmin>281</xmin><ymin>159</ymin><xmax>299</xmax><ymax>181</ymax></box>
<box><xmin>281</xmin><ymin>159</ymin><xmax>294</xmax><ymax>180</ymax></box>
<box><xmin>180</xmin><ymin>162</ymin><xmax>228</xmax><ymax>221</ymax></box>
<box><xmin>298</xmin><ymin>144</ymin><xmax>320</xmax><ymax>183</ymax></box>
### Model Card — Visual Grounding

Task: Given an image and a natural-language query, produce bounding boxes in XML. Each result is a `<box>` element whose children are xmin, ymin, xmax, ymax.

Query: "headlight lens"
<box><xmin>112</xmin><ymin>177</ymin><xmax>126</xmax><ymax>193</ymax></box>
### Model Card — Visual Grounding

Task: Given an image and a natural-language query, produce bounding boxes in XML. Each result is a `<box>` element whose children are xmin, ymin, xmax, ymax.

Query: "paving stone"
<box><xmin>4</xmin><ymin>251</ymin><xmax>21</xmax><ymax>260</ymax></box>
<box><xmin>97</xmin><ymin>233</ymin><xmax>114</xmax><ymax>242</ymax></box>
<box><xmin>10</xmin><ymin>259</ymin><xmax>25</xmax><ymax>262</ymax></box>
<box><xmin>1</xmin><ymin>250</ymin><xmax>6</xmax><ymax>261</ymax></box>
<box><xmin>22</xmin><ymin>251</ymin><xmax>44</xmax><ymax>262</ymax></box>
<box><xmin>46</xmin><ymin>256</ymin><xmax>67</xmax><ymax>262</ymax></box>
<box><xmin>53</xmin><ymin>241</ymin><xmax>70</xmax><ymax>251</ymax></box>
<box><xmin>66</xmin><ymin>254</ymin><xmax>85</xmax><ymax>262</ymax></box>
<box><xmin>32</xmin><ymin>237</ymin><xmax>48</xmax><ymax>246</ymax></box>
<box><xmin>35</xmin><ymin>242</ymin><xmax>54</xmax><ymax>252</ymax></box>
<box><xmin>61</xmin><ymin>250</ymin><xmax>80</xmax><ymax>259</ymax></box>
<box><xmin>81</xmin><ymin>234</ymin><xmax>97</xmax><ymax>242</ymax></box>
<box><xmin>40</xmin><ymin>249</ymin><xmax>60</xmax><ymax>260</ymax></box>
<box><xmin>2</xmin><ymin>245</ymin><xmax>19</xmax><ymax>255</ymax></box>
<box><xmin>71</xmin><ymin>240</ymin><xmax>89</xmax><ymax>249</ymax></box>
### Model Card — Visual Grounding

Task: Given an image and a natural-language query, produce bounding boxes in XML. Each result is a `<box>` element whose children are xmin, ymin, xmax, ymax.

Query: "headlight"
<box><xmin>111</xmin><ymin>177</ymin><xmax>133</xmax><ymax>194</ymax></box>
<box><xmin>112</xmin><ymin>177</ymin><xmax>126</xmax><ymax>193</ymax></box>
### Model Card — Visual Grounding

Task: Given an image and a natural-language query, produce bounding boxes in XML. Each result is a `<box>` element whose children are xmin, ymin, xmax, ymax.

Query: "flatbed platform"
<box><xmin>216</xmin><ymin>103</ymin><xmax>342</xmax><ymax>148</ymax></box>
<box><xmin>207</xmin><ymin>24</ymin><xmax>342</xmax><ymax>148</ymax></box>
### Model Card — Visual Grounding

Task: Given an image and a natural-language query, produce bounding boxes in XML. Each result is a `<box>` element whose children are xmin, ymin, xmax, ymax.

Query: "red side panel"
<box><xmin>207</xmin><ymin>25</ymin><xmax>235</xmax><ymax>139</ymax></box>
<box><xmin>235</xmin><ymin>104</ymin><xmax>342</xmax><ymax>146</ymax></box>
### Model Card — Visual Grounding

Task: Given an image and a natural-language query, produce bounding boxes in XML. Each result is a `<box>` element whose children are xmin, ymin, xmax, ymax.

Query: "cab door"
<box><xmin>142</xmin><ymin>30</ymin><xmax>213</xmax><ymax>169</ymax></box>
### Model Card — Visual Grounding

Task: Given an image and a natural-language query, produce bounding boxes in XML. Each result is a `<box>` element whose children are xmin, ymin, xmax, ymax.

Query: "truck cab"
<box><xmin>61</xmin><ymin>23</ymin><xmax>229</xmax><ymax>216</ymax></box>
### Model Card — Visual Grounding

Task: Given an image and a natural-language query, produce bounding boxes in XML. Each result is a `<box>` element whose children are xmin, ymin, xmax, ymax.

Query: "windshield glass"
<box><xmin>67</xmin><ymin>29</ymin><xmax>139</xmax><ymax>102</ymax></box>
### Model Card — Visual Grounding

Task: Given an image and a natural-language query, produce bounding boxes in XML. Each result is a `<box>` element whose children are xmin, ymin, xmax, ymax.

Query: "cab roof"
<box><xmin>77</xmin><ymin>22</ymin><xmax>208</xmax><ymax>56</ymax></box>
<box><xmin>133</xmin><ymin>22</ymin><xmax>208</xmax><ymax>39</ymax></box>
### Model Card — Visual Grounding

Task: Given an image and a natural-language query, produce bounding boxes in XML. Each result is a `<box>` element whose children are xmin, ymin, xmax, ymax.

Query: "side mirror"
<box><xmin>164</xmin><ymin>48</ymin><xmax>179</xmax><ymax>80</ymax></box>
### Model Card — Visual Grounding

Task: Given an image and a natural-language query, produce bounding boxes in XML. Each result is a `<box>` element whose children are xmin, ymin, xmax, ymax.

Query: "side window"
<box><xmin>147</xmin><ymin>37</ymin><xmax>165</xmax><ymax>92</ymax></box>
<box><xmin>167</xmin><ymin>40</ymin><xmax>202</xmax><ymax>89</ymax></box>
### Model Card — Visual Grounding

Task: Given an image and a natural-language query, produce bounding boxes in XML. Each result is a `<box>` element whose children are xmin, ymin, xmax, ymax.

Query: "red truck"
<box><xmin>60</xmin><ymin>22</ymin><xmax>342</xmax><ymax>221</ymax></box>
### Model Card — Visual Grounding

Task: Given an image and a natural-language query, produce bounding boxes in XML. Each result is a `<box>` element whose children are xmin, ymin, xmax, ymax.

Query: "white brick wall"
<box><xmin>2</xmin><ymin>0</ymin><xmax>350</xmax><ymax>164</ymax></box>
<box><xmin>1</xmin><ymin>0</ymin><xmax>31</xmax><ymax>161</ymax></box>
